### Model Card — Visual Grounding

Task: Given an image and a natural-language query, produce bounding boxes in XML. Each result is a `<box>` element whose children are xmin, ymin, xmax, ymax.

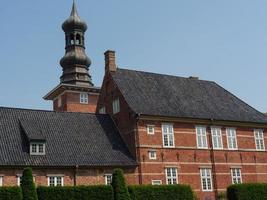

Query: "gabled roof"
<box><xmin>112</xmin><ymin>68</ymin><xmax>267</xmax><ymax>124</ymax></box>
<box><xmin>0</xmin><ymin>107</ymin><xmax>136</xmax><ymax>167</ymax></box>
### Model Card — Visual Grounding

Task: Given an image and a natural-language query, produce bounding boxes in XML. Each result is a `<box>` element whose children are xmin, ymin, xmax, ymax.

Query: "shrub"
<box><xmin>227</xmin><ymin>183</ymin><xmax>267</xmax><ymax>200</ymax></box>
<box><xmin>128</xmin><ymin>185</ymin><xmax>194</xmax><ymax>200</ymax></box>
<box><xmin>0</xmin><ymin>187</ymin><xmax>22</xmax><ymax>200</ymax></box>
<box><xmin>37</xmin><ymin>185</ymin><xmax>113</xmax><ymax>200</ymax></box>
<box><xmin>111</xmin><ymin>168</ymin><xmax>131</xmax><ymax>200</ymax></box>
<box><xmin>217</xmin><ymin>192</ymin><xmax>227</xmax><ymax>200</ymax></box>
<box><xmin>21</xmin><ymin>168</ymin><xmax>38</xmax><ymax>200</ymax></box>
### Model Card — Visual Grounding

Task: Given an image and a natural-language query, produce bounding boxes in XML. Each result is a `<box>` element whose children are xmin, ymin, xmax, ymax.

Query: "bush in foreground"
<box><xmin>111</xmin><ymin>168</ymin><xmax>131</xmax><ymax>200</ymax></box>
<box><xmin>0</xmin><ymin>187</ymin><xmax>22</xmax><ymax>200</ymax></box>
<box><xmin>21</xmin><ymin>168</ymin><xmax>38</xmax><ymax>200</ymax></box>
<box><xmin>37</xmin><ymin>185</ymin><xmax>113</xmax><ymax>200</ymax></box>
<box><xmin>128</xmin><ymin>185</ymin><xmax>194</xmax><ymax>200</ymax></box>
<box><xmin>227</xmin><ymin>183</ymin><xmax>267</xmax><ymax>200</ymax></box>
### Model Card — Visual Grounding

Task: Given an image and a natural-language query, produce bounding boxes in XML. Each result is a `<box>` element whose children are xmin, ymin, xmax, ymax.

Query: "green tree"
<box><xmin>21</xmin><ymin>168</ymin><xmax>38</xmax><ymax>200</ymax></box>
<box><xmin>111</xmin><ymin>169</ymin><xmax>131</xmax><ymax>200</ymax></box>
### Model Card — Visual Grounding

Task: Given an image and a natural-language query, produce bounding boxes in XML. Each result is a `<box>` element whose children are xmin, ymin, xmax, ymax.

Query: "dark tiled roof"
<box><xmin>112</xmin><ymin>68</ymin><xmax>267</xmax><ymax>124</ymax></box>
<box><xmin>0</xmin><ymin>107</ymin><xmax>136</xmax><ymax>167</ymax></box>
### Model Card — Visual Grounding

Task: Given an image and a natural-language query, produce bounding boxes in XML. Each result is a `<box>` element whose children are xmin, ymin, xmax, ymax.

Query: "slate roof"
<box><xmin>0</xmin><ymin>107</ymin><xmax>136</xmax><ymax>167</ymax></box>
<box><xmin>112</xmin><ymin>68</ymin><xmax>267</xmax><ymax>124</ymax></box>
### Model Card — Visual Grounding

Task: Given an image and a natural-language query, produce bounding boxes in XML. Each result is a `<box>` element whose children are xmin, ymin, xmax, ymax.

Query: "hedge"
<box><xmin>128</xmin><ymin>185</ymin><xmax>194</xmax><ymax>200</ymax></box>
<box><xmin>227</xmin><ymin>183</ymin><xmax>267</xmax><ymax>200</ymax></box>
<box><xmin>37</xmin><ymin>185</ymin><xmax>114</xmax><ymax>200</ymax></box>
<box><xmin>0</xmin><ymin>187</ymin><xmax>22</xmax><ymax>200</ymax></box>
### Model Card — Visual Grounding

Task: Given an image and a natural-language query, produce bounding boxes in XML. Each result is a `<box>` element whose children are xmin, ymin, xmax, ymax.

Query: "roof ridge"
<box><xmin>0</xmin><ymin>106</ymin><xmax>109</xmax><ymax>116</ymax></box>
<box><xmin>116</xmin><ymin>67</ymin><xmax>213</xmax><ymax>83</ymax></box>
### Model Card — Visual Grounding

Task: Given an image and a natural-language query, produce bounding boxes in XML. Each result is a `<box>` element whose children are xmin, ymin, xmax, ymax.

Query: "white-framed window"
<box><xmin>17</xmin><ymin>175</ymin><xmax>22</xmax><ymax>186</ymax></box>
<box><xmin>48</xmin><ymin>176</ymin><xmax>64</xmax><ymax>186</ymax></box>
<box><xmin>196</xmin><ymin>126</ymin><xmax>208</xmax><ymax>149</ymax></box>
<box><xmin>231</xmin><ymin>168</ymin><xmax>242</xmax><ymax>184</ymax></box>
<box><xmin>99</xmin><ymin>107</ymin><xmax>106</xmax><ymax>114</ymax></box>
<box><xmin>254</xmin><ymin>129</ymin><xmax>265</xmax><ymax>151</ymax></box>
<box><xmin>104</xmin><ymin>174</ymin><xmax>112</xmax><ymax>185</ymax></box>
<box><xmin>58</xmin><ymin>96</ymin><xmax>62</xmax><ymax>107</ymax></box>
<box><xmin>30</xmin><ymin>143</ymin><xmax>45</xmax><ymax>155</ymax></box>
<box><xmin>165</xmin><ymin>168</ymin><xmax>178</xmax><ymax>185</ymax></box>
<box><xmin>162</xmin><ymin>124</ymin><xmax>175</xmax><ymax>148</ymax></box>
<box><xmin>211</xmin><ymin>127</ymin><xmax>223</xmax><ymax>149</ymax></box>
<box><xmin>226</xmin><ymin>128</ymin><xmax>237</xmax><ymax>150</ymax></box>
<box><xmin>147</xmin><ymin>125</ymin><xmax>155</xmax><ymax>135</ymax></box>
<box><xmin>200</xmin><ymin>168</ymin><xmax>213</xmax><ymax>191</ymax></box>
<box><xmin>152</xmin><ymin>180</ymin><xmax>162</xmax><ymax>185</ymax></box>
<box><xmin>0</xmin><ymin>176</ymin><xmax>3</xmax><ymax>186</ymax></box>
<box><xmin>148</xmin><ymin>150</ymin><xmax>157</xmax><ymax>160</ymax></box>
<box><xmin>80</xmin><ymin>93</ymin><xmax>88</xmax><ymax>104</ymax></box>
<box><xmin>112</xmin><ymin>98</ymin><xmax>120</xmax><ymax>114</ymax></box>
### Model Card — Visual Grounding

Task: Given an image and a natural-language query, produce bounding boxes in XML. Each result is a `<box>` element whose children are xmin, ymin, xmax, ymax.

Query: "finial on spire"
<box><xmin>62</xmin><ymin>0</ymin><xmax>87</xmax><ymax>32</ymax></box>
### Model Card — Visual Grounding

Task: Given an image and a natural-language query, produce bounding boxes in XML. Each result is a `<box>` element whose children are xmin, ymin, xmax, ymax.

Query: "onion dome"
<box><xmin>60</xmin><ymin>47</ymin><xmax>91</xmax><ymax>68</ymax></box>
<box><xmin>62</xmin><ymin>1</ymin><xmax>87</xmax><ymax>32</ymax></box>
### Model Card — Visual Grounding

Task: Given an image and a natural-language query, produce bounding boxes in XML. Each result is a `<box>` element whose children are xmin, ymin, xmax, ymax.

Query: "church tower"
<box><xmin>44</xmin><ymin>1</ymin><xmax>100</xmax><ymax>113</ymax></box>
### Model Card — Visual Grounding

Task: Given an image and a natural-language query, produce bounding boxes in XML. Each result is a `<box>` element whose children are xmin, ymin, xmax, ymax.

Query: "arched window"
<box><xmin>82</xmin><ymin>36</ymin><xmax>85</xmax><ymax>45</ymax></box>
<box><xmin>76</xmin><ymin>34</ymin><xmax>81</xmax><ymax>45</ymax></box>
<box><xmin>70</xmin><ymin>34</ymin><xmax>75</xmax><ymax>45</ymax></box>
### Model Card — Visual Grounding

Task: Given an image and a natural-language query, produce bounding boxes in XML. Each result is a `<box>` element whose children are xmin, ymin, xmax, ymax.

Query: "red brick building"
<box><xmin>1</xmin><ymin>2</ymin><xmax>267</xmax><ymax>200</ymax></box>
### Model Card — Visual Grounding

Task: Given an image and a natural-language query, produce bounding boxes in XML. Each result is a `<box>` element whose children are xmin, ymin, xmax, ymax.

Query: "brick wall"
<box><xmin>96</xmin><ymin>72</ymin><xmax>137</xmax><ymax>158</ymax></box>
<box><xmin>136</xmin><ymin>119</ymin><xmax>267</xmax><ymax>200</ymax></box>
<box><xmin>0</xmin><ymin>168</ymin><xmax>137</xmax><ymax>187</ymax></box>
<box><xmin>53</xmin><ymin>91</ymin><xmax>99</xmax><ymax>113</ymax></box>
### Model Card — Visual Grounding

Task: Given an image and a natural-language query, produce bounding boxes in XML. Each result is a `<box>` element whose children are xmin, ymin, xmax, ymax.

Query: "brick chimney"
<box><xmin>104</xmin><ymin>50</ymin><xmax>117</xmax><ymax>73</ymax></box>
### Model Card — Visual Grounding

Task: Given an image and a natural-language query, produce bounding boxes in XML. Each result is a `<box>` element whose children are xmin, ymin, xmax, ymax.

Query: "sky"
<box><xmin>1</xmin><ymin>0</ymin><xmax>267</xmax><ymax>112</ymax></box>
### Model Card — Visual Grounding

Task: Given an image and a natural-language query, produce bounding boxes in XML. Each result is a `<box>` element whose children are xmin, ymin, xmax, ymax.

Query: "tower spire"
<box><xmin>71</xmin><ymin>0</ymin><xmax>78</xmax><ymax>17</ymax></box>
<box><xmin>60</xmin><ymin>1</ymin><xmax>92</xmax><ymax>86</ymax></box>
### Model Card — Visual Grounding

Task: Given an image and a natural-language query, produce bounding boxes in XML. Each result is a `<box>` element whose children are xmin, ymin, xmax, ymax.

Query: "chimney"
<box><xmin>104</xmin><ymin>50</ymin><xmax>117</xmax><ymax>73</ymax></box>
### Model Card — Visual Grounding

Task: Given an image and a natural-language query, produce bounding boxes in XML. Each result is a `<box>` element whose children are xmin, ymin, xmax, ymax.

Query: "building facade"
<box><xmin>1</xmin><ymin>2</ymin><xmax>267</xmax><ymax>200</ymax></box>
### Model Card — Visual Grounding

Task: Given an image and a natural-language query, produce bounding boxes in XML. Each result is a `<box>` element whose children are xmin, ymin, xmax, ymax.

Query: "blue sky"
<box><xmin>1</xmin><ymin>0</ymin><xmax>267</xmax><ymax>112</ymax></box>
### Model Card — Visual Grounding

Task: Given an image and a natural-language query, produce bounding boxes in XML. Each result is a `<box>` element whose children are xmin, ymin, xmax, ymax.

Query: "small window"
<box><xmin>17</xmin><ymin>175</ymin><xmax>22</xmax><ymax>186</ymax></box>
<box><xmin>0</xmin><ymin>176</ymin><xmax>2</xmax><ymax>186</ymax></box>
<box><xmin>70</xmin><ymin>34</ymin><xmax>74</xmax><ymax>45</ymax></box>
<box><xmin>162</xmin><ymin>124</ymin><xmax>175</xmax><ymax>148</ymax></box>
<box><xmin>112</xmin><ymin>98</ymin><xmax>120</xmax><ymax>114</ymax></box>
<box><xmin>226</xmin><ymin>128</ymin><xmax>237</xmax><ymax>150</ymax></box>
<box><xmin>152</xmin><ymin>180</ymin><xmax>162</xmax><ymax>185</ymax></box>
<box><xmin>254</xmin><ymin>129</ymin><xmax>265</xmax><ymax>151</ymax></box>
<box><xmin>196</xmin><ymin>126</ymin><xmax>208</xmax><ymax>149</ymax></box>
<box><xmin>148</xmin><ymin>150</ymin><xmax>157</xmax><ymax>160</ymax></box>
<box><xmin>80</xmin><ymin>93</ymin><xmax>88</xmax><ymax>104</ymax></box>
<box><xmin>30</xmin><ymin>143</ymin><xmax>45</xmax><ymax>155</ymax></box>
<box><xmin>147</xmin><ymin>125</ymin><xmax>155</xmax><ymax>135</ymax></box>
<box><xmin>104</xmin><ymin>174</ymin><xmax>112</xmax><ymax>185</ymax></box>
<box><xmin>48</xmin><ymin>176</ymin><xmax>63</xmax><ymax>186</ymax></box>
<box><xmin>99</xmin><ymin>107</ymin><xmax>106</xmax><ymax>114</ymax></box>
<box><xmin>165</xmin><ymin>168</ymin><xmax>177</xmax><ymax>185</ymax></box>
<box><xmin>211</xmin><ymin>127</ymin><xmax>223</xmax><ymax>149</ymax></box>
<box><xmin>200</xmin><ymin>168</ymin><xmax>212</xmax><ymax>191</ymax></box>
<box><xmin>231</xmin><ymin>168</ymin><xmax>242</xmax><ymax>184</ymax></box>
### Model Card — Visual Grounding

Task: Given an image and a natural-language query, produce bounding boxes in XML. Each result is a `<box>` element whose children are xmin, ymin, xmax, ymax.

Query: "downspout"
<box><xmin>135</xmin><ymin>113</ymin><xmax>143</xmax><ymax>185</ymax></box>
<box><xmin>74</xmin><ymin>165</ymin><xmax>78</xmax><ymax>186</ymax></box>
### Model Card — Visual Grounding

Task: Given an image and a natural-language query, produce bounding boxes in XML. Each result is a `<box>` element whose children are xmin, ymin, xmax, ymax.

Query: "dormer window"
<box><xmin>80</xmin><ymin>93</ymin><xmax>88</xmax><ymax>104</ymax></box>
<box><xmin>30</xmin><ymin>143</ymin><xmax>45</xmax><ymax>155</ymax></box>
